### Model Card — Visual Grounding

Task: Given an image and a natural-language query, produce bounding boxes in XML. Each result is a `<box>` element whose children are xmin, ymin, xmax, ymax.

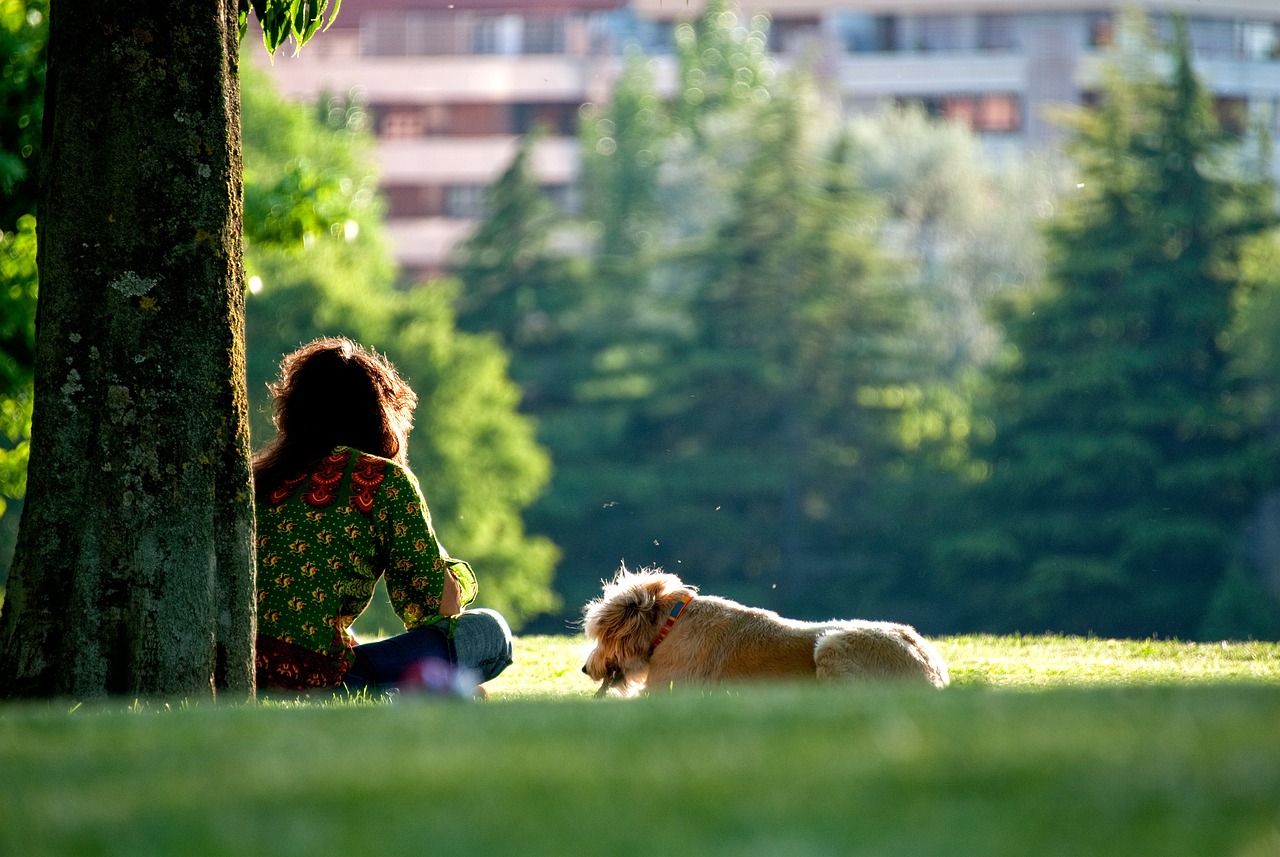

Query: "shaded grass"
<box><xmin>1</xmin><ymin>635</ymin><xmax>1279</xmax><ymax>857</ymax></box>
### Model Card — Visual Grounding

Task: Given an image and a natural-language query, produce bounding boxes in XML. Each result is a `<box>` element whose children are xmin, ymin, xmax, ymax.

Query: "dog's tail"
<box><xmin>814</xmin><ymin>623</ymin><xmax>950</xmax><ymax>688</ymax></box>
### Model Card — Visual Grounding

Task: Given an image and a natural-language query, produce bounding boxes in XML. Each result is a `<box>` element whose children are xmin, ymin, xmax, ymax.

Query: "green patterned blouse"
<box><xmin>254</xmin><ymin>446</ymin><xmax>477</xmax><ymax>689</ymax></box>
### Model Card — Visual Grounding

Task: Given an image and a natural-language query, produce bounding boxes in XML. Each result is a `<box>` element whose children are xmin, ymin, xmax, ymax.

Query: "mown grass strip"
<box><xmin>1</xmin><ymin>635</ymin><xmax>1278</xmax><ymax>857</ymax></box>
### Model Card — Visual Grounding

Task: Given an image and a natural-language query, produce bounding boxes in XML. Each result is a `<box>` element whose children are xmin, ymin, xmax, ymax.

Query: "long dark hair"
<box><xmin>252</xmin><ymin>337</ymin><xmax>417</xmax><ymax>503</ymax></box>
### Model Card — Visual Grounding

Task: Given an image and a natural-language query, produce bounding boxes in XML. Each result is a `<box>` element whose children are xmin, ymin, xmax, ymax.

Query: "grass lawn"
<box><xmin>1</xmin><ymin>635</ymin><xmax>1278</xmax><ymax>857</ymax></box>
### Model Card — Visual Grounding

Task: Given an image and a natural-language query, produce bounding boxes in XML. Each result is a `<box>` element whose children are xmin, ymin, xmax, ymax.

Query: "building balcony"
<box><xmin>377</xmin><ymin>135</ymin><xmax>579</xmax><ymax>183</ymax></box>
<box><xmin>385</xmin><ymin>217</ymin><xmax>478</xmax><ymax>271</ymax></box>
<box><xmin>834</xmin><ymin>51</ymin><xmax>1028</xmax><ymax>97</ymax></box>
<box><xmin>261</xmin><ymin>52</ymin><xmax>622</xmax><ymax>104</ymax></box>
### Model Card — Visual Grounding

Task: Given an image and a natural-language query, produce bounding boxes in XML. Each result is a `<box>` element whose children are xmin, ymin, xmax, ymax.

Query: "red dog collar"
<box><xmin>650</xmin><ymin>596</ymin><xmax>692</xmax><ymax>653</ymax></box>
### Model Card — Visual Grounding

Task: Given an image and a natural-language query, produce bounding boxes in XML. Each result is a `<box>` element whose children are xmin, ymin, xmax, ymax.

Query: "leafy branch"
<box><xmin>239</xmin><ymin>0</ymin><xmax>342</xmax><ymax>56</ymax></box>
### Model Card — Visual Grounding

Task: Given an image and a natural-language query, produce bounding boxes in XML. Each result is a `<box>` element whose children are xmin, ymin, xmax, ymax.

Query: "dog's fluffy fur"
<box><xmin>582</xmin><ymin>566</ymin><xmax>949</xmax><ymax>694</ymax></box>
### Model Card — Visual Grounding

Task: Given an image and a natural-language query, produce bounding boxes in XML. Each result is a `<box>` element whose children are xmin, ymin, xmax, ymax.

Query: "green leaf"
<box><xmin>290</xmin><ymin>0</ymin><xmax>307</xmax><ymax>39</ymax></box>
<box><xmin>300</xmin><ymin>1</ymin><xmax>325</xmax><ymax>43</ymax></box>
<box><xmin>324</xmin><ymin>0</ymin><xmax>342</xmax><ymax>34</ymax></box>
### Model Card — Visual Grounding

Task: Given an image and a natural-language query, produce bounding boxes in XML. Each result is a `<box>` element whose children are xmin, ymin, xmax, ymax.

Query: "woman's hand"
<box><xmin>439</xmin><ymin>570</ymin><xmax>462</xmax><ymax>617</ymax></box>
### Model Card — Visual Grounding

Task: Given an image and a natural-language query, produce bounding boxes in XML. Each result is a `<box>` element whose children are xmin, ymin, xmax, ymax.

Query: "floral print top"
<box><xmin>254</xmin><ymin>446</ymin><xmax>477</xmax><ymax>690</ymax></box>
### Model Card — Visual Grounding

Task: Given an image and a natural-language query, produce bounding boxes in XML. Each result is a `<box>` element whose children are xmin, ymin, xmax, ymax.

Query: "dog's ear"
<box><xmin>612</xmin><ymin>584</ymin><xmax>663</xmax><ymax>637</ymax></box>
<box><xmin>583</xmin><ymin>578</ymin><xmax>663</xmax><ymax>652</ymax></box>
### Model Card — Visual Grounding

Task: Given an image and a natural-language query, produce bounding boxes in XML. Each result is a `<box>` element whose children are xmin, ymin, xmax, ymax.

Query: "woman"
<box><xmin>252</xmin><ymin>337</ymin><xmax>512</xmax><ymax>693</ymax></box>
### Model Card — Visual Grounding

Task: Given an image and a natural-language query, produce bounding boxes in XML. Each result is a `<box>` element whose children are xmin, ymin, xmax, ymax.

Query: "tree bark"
<box><xmin>0</xmin><ymin>1</ymin><xmax>256</xmax><ymax>699</ymax></box>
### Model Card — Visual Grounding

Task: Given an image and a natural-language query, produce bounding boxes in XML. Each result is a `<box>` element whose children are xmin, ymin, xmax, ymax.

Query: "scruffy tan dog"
<box><xmin>582</xmin><ymin>566</ymin><xmax>949</xmax><ymax>695</ymax></box>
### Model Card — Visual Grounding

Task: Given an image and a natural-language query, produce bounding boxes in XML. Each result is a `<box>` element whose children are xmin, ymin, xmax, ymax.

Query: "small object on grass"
<box><xmin>595</xmin><ymin>668</ymin><xmax>624</xmax><ymax>698</ymax></box>
<box><xmin>400</xmin><ymin>657</ymin><xmax>482</xmax><ymax>699</ymax></box>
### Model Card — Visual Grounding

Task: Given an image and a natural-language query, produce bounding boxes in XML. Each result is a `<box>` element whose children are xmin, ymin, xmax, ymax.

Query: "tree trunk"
<box><xmin>0</xmin><ymin>1</ymin><xmax>256</xmax><ymax>699</ymax></box>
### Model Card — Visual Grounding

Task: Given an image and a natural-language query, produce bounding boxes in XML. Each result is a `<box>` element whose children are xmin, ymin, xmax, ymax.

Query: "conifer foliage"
<box><xmin>937</xmin><ymin>18</ymin><xmax>1280</xmax><ymax>638</ymax></box>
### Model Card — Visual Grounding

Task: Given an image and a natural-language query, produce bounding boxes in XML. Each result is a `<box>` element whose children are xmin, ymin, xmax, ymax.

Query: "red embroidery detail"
<box><xmin>255</xmin><ymin>634</ymin><xmax>350</xmax><ymax>690</ymax></box>
<box><xmin>304</xmin><ymin>450</ymin><xmax>351</xmax><ymax>508</ymax></box>
<box><xmin>269</xmin><ymin>471</ymin><xmax>309</xmax><ymax>507</ymax></box>
<box><xmin>351</xmin><ymin>455</ymin><xmax>387</xmax><ymax>514</ymax></box>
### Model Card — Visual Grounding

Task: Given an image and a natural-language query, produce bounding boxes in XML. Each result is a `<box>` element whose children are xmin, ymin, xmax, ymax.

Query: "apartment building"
<box><xmin>256</xmin><ymin>0</ymin><xmax>1280</xmax><ymax>278</ymax></box>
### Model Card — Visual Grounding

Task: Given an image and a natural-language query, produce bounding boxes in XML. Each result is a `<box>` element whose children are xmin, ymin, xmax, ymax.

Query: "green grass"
<box><xmin>2</xmin><ymin>635</ymin><xmax>1279</xmax><ymax>857</ymax></box>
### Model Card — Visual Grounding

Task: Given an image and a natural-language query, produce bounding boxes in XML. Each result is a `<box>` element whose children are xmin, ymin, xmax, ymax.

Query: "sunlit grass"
<box><xmin>938</xmin><ymin>634</ymin><xmax>1280</xmax><ymax>687</ymax></box>
<box><xmin>2</xmin><ymin>635</ymin><xmax>1278</xmax><ymax>857</ymax></box>
<box><xmin>491</xmin><ymin>633</ymin><xmax>1280</xmax><ymax>698</ymax></box>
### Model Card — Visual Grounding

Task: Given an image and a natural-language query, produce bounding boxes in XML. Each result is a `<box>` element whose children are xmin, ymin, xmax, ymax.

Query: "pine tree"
<box><xmin>452</xmin><ymin>132</ymin><xmax>592</xmax><ymax>410</ymax></box>
<box><xmin>938</xmin><ymin>16</ymin><xmax>1280</xmax><ymax>639</ymax></box>
<box><xmin>616</xmin><ymin>78</ymin><xmax>918</xmax><ymax>613</ymax></box>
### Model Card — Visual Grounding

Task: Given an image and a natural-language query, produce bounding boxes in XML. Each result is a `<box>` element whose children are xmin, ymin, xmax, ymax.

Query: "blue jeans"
<box><xmin>344</xmin><ymin>608</ymin><xmax>513</xmax><ymax>691</ymax></box>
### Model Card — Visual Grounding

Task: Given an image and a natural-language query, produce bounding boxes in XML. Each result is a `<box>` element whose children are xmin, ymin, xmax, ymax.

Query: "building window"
<box><xmin>386</xmin><ymin>182</ymin><xmax>577</xmax><ymax>221</ymax></box>
<box><xmin>1182</xmin><ymin>16</ymin><xmax>1237</xmax><ymax>59</ymax></box>
<box><xmin>444</xmin><ymin>185</ymin><xmax>489</xmax><ymax>219</ymax></box>
<box><xmin>372</xmin><ymin>103</ymin><xmax>515</xmax><ymax>138</ymax></box>
<box><xmin>377</xmin><ymin>106</ymin><xmax>430</xmax><ymax>139</ymax></box>
<box><xmin>1241</xmin><ymin>22</ymin><xmax>1280</xmax><ymax>61</ymax></box>
<box><xmin>978</xmin><ymin>14</ymin><xmax>1016</xmax><ymax>51</ymax></box>
<box><xmin>542</xmin><ymin>184</ymin><xmax>580</xmax><ymax>215</ymax></box>
<box><xmin>769</xmin><ymin>17</ymin><xmax>822</xmax><ymax>54</ymax></box>
<box><xmin>523</xmin><ymin>17</ymin><xmax>566</xmax><ymax>54</ymax></box>
<box><xmin>836</xmin><ymin>13</ymin><xmax>898</xmax><ymax>53</ymax></box>
<box><xmin>974</xmin><ymin>94</ymin><xmax>1021</xmax><ymax>133</ymax></box>
<box><xmin>451</xmin><ymin>103</ymin><xmax>514</xmax><ymax>135</ymax></box>
<box><xmin>626</xmin><ymin>17</ymin><xmax>676</xmax><ymax>54</ymax></box>
<box><xmin>907</xmin><ymin>93</ymin><xmax>1023</xmax><ymax>134</ymax></box>
<box><xmin>915</xmin><ymin>15</ymin><xmax>963</xmax><ymax>52</ymax></box>
<box><xmin>364</xmin><ymin>14</ymin><xmax>408</xmax><ymax>55</ymax></box>
<box><xmin>513</xmin><ymin>102</ymin><xmax>580</xmax><ymax>136</ymax></box>
<box><xmin>413</xmin><ymin>15</ymin><xmax>461</xmax><ymax>55</ymax></box>
<box><xmin>363</xmin><ymin>13</ymin><xmax>462</xmax><ymax>56</ymax></box>
<box><xmin>383</xmin><ymin>185</ymin><xmax>445</xmax><ymax>218</ymax></box>
<box><xmin>1087</xmin><ymin>13</ymin><xmax>1113</xmax><ymax>49</ymax></box>
<box><xmin>472</xmin><ymin>16</ymin><xmax>501</xmax><ymax>54</ymax></box>
<box><xmin>1149</xmin><ymin>15</ymin><xmax>1280</xmax><ymax>61</ymax></box>
<box><xmin>1214</xmin><ymin>96</ymin><xmax>1248</xmax><ymax>136</ymax></box>
<box><xmin>473</xmin><ymin>15</ymin><xmax>523</xmax><ymax>55</ymax></box>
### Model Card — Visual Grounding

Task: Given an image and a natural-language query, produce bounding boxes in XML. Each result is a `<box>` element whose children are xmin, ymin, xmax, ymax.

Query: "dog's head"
<box><xmin>581</xmin><ymin>565</ymin><xmax>697</xmax><ymax>693</ymax></box>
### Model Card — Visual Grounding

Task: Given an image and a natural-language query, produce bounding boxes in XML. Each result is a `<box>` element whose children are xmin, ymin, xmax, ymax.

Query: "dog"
<box><xmin>581</xmin><ymin>566</ymin><xmax>949</xmax><ymax>695</ymax></box>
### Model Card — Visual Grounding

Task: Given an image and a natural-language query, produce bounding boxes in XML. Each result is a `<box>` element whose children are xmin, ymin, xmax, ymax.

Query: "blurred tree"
<box><xmin>670</xmin><ymin>0</ymin><xmax>775</xmax><ymax>138</ymax></box>
<box><xmin>0</xmin><ymin>215</ymin><xmax>34</xmax><ymax>515</ymax></box>
<box><xmin>452</xmin><ymin>130</ymin><xmax>593</xmax><ymax>411</ymax></box>
<box><xmin>934</xmin><ymin>16</ymin><xmax>1280</xmax><ymax>639</ymax></box>
<box><xmin>846</xmin><ymin>105</ymin><xmax>1058</xmax><ymax>376</ymax></box>
<box><xmin>623</xmin><ymin>84</ymin><xmax>920</xmax><ymax>613</ymax></box>
<box><xmin>0</xmin><ymin>0</ymin><xmax>46</xmax><ymax>527</ymax></box>
<box><xmin>0</xmin><ymin>0</ymin><xmax>44</xmax><ymax>229</ymax></box>
<box><xmin>549</xmin><ymin>6</ymin><xmax>933</xmax><ymax>619</ymax></box>
<box><xmin>454</xmin><ymin>125</ymin><xmax>650</xmax><ymax>626</ymax></box>
<box><xmin>578</xmin><ymin>52</ymin><xmax>668</xmax><ymax>303</ymax></box>
<box><xmin>243</xmin><ymin>68</ymin><xmax>559</xmax><ymax>628</ymax></box>
<box><xmin>465</xmin><ymin>1</ymin><xmax>1049</xmax><ymax>628</ymax></box>
<box><xmin>834</xmin><ymin>107</ymin><xmax>1066</xmax><ymax>626</ymax></box>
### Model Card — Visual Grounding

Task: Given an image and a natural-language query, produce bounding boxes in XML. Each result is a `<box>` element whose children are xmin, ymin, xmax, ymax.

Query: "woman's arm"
<box><xmin>439</xmin><ymin>570</ymin><xmax>462</xmax><ymax>617</ymax></box>
<box><xmin>378</xmin><ymin>463</ymin><xmax>475</xmax><ymax>626</ymax></box>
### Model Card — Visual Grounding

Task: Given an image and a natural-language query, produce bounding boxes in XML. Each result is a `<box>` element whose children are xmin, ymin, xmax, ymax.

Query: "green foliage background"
<box><xmin>455</xmin><ymin>4</ymin><xmax>1280</xmax><ymax>638</ymax></box>
<box><xmin>0</xmin><ymin>19</ymin><xmax>559</xmax><ymax>629</ymax></box>
<box><xmin>239</xmin><ymin>62</ymin><xmax>559</xmax><ymax>628</ymax></box>
<box><xmin>2</xmin><ymin>2</ymin><xmax>1279</xmax><ymax>642</ymax></box>
<box><xmin>931</xmin><ymin>18</ymin><xmax>1280</xmax><ymax>640</ymax></box>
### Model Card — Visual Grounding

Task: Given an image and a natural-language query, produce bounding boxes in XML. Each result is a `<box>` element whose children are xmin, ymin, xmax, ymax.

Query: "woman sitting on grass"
<box><xmin>252</xmin><ymin>336</ymin><xmax>512</xmax><ymax>694</ymax></box>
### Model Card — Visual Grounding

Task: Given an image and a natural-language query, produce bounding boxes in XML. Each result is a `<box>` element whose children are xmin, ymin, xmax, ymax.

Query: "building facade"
<box><xmin>256</xmin><ymin>0</ymin><xmax>1280</xmax><ymax>277</ymax></box>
